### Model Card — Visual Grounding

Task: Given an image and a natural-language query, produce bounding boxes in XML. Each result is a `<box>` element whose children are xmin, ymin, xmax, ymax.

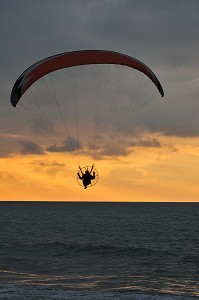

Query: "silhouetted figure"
<box><xmin>78</xmin><ymin>169</ymin><xmax>95</xmax><ymax>189</ymax></box>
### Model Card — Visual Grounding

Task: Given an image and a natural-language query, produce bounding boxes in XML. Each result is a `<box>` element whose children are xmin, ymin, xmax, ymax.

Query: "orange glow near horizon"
<box><xmin>1</xmin><ymin>135</ymin><xmax>199</xmax><ymax>202</ymax></box>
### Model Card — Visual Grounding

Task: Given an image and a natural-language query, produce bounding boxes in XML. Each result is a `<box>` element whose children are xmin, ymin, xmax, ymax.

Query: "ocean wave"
<box><xmin>0</xmin><ymin>283</ymin><xmax>194</xmax><ymax>300</ymax></box>
<box><xmin>19</xmin><ymin>241</ymin><xmax>171</xmax><ymax>258</ymax></box>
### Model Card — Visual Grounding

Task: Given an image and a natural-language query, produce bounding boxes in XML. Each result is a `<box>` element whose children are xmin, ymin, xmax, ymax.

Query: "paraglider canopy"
<box><xmin>11</xmin><ymin>50</ymin><xmax>164</xmax><ymax>107</ymax></box>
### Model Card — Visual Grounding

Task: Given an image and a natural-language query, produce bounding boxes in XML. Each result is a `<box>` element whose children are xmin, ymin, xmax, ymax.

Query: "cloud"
<box><xmin>32</xmin><ymin>160</ymin><xmax>67</xmax><ymax>179</ymax></box>
<box><xmin>18</xmin><ymin>140</ymin><xmax>45</xmax><ymax>155</ymax></box>
<box><xmin>89</xmin><ymin>143</ymin><xmax>101</xmax><ymax>150</ymax></box>
<box><xmin>47</xmin><ymin>136</ymin><xmax>82</xmax><ymax>153</ymax></box>
<box><xmin>102</xmin><ymin>136</ymin><xmax>162</xmax><ymax>155</ymax></box>
<box><xmin>39</xmin><ymin>161</ymin><xmax>65</xmax><ymax>167</ymax></box>
<box><xmin>0</xmin><ymin>170</ymin><xmax>20</xmax><ymax>186</ymax></box>
<box><xmin>0</xmin><ymin>135</ymin><xmax>18</xmax><ymax>157</ymax></box>
<box><xmin>102</xmin><ymin>143</ymin><xmax>130</xmax><ymax>157</ymax></box>
<box><xmin>87</xmin><ymin>135</ymin><xmax>163</xmax><ymax>160</ymax></box>
<box><xmin>87</xmin><ymin>139</ymin><xmax>131</xmax><ymax>160</ymax></box>
<box><xmin>129</xmin><ymin>137</ymin><xmax>162</xmax><ymax>148</ymax></box>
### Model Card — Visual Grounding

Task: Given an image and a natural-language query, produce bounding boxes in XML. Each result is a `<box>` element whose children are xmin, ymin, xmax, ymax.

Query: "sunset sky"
<box><xmin>1</xmin><ymin>0</ymin><xmax>199</xmax><ymax>202</ymax></box>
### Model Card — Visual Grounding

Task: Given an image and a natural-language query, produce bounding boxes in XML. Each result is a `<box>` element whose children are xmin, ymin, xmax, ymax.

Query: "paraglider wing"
<box><xmin>11</xmin><ymin>50</ymin><xmax>164</xmax><ymax>107</ymax></box>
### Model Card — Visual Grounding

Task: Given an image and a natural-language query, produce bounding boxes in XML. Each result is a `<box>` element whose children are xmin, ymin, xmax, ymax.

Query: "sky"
<box><xmin>0</xmin><ymin>0</ymin><xmax>199</xmax><ymax>202</ymax></box>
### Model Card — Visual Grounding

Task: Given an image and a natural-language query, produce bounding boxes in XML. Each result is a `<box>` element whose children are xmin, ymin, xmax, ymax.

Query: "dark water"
<box><xmin>0</xmin><ymin>202</ymin><xmax>198</xmax><ymax>299</ymax></box>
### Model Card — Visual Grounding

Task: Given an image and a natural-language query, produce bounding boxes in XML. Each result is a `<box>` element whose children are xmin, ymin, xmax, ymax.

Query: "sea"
<box><xmin>0</xmin><ymin>202</ymin><xmax>198</xmax><ymax>300</ymax></box>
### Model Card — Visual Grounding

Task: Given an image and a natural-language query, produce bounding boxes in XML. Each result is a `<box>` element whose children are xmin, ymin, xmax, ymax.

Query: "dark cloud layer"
<box><xmin>1</xmin><ymin>0</ymin><xmax>199</xmax><ymax>159</ymax></box>
<box><xmin>18</xmin><ymin>140</ymin><xmax>45</xmax><ymax>155</ymax></box>
<box><xmin>47</xmin><ymin>137</ymin><xmax>82</xmax><ymax>153</ymax></box>
<box><xmin>87</xmin><ymin>0</ymin><xmax>199</xmax><ymax>66</ymax></box>
<box><xmin>129</xmin><ymin>137</ymin><xmax>161</xmax><ymax>148</ymax></box>
<box><xmin>1</xmin><ymin>0</ymin><xmax>199</xmax><ymax>74</ymax></box>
